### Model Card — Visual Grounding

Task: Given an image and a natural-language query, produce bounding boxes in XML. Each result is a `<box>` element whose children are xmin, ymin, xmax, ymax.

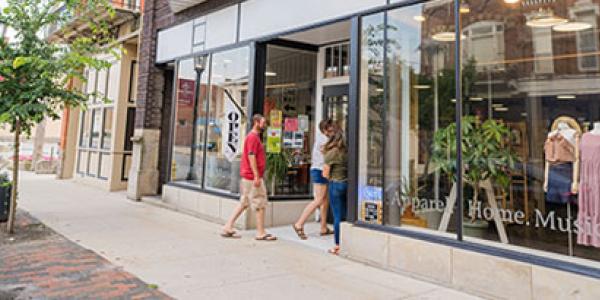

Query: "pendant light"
<box><xmin>553</xmin><ymin>22</ymin><xmax>593</xmax><ymax>32</ymax></box>
<box><xmin>526</xmin><ymin>8</ymin><xmax>567</xmax><ymax>28</ymax></box>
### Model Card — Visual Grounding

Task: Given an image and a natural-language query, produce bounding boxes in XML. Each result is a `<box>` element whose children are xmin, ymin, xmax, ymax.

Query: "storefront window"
<box><xmin>456</xmin><ymin>0</ymin><xmax>600</xmax><ymax>262</ymax></box>
<box><xmin>263</xmin><ymin>45</ymin><xmax>316</xmax><ymax>196</ymax></box>
<box><xmin>204</xmin><ymin>47</ymin><xmax>250</xmax><ymax>194</ymax></box>
<box><xmin>358</xmin><ymin>13</ymin><xmax>385</xmax><ymax>224</ymax></box>
<box><xmin>171</xmin><ymin>59</ymin><xmax>197</xmax><ymax>182</ymax></box>
<box><xmin>101</xmin><ymin>108</ymin><xmax>113</xmax><ymax>150</ymax></box>
<box><xmin>358</xmin><ymin>1</ymin><xmax>457</xmax><ymax>231</ymax></box>
<box><xmin>80</xmin><ymin>111</ymin><xmax>90</xmax><ymax>147</ymax></box>
<box><xmin>90</xmin><ymin>108</ymin><xmax>102</xmax><ymax>148</ymax></box>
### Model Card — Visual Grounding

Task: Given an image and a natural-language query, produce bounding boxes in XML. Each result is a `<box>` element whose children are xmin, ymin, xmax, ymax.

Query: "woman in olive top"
<box><xmin>322</xmin><ymin>130</ymin><xmax>347</xmax><ymax>255</ymax></box>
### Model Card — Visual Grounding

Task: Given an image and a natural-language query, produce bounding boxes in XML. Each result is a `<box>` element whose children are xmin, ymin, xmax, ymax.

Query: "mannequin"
<box><xmin>543</xmin><ymin>118</ymin><xmax>580</xmax><ymax>195</ymax></box>
<box><xmin>578</xmin><ymin>120</ymin><xmax>600</xmax><ymax>248</ymax></box>
<box><xmin>543</xmin><ymin>116</ymin><xmax>581</xmax><ymax>256</ymax></box>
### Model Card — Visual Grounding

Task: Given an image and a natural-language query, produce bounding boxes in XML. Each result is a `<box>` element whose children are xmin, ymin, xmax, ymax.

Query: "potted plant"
<box><xmin>0</xmin><ymin>172</ymin><xmax>12</xmax><ymax>223</ymax></box>
<box><xmin>431</xmin><ymin>116</ymin><xmax>517</xmax><ymax>237</ymax></box>
<box><xmin>265</xmin><ymin>151</ymin><xmax>290</xmax><ymax>196</ymax></box>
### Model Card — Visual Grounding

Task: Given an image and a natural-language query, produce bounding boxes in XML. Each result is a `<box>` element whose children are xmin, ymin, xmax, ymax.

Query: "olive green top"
<box><xmin>324</xmin><ymin>148</ymin><xmax>348</xmax><ymax>182</ymax></box>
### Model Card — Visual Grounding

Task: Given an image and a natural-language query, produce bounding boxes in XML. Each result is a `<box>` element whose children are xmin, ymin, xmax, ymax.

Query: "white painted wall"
<box><xmin>240</xmin><ymin>0</ymin><xmax>385</xmax><ymax>41</ymax></box>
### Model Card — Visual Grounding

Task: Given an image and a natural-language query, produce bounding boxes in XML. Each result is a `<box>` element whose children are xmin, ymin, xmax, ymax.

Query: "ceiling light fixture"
<box><xmin>494</xmin><ymin>107</ymin><xmax>509</xmax><ymax>112</ymax></box>
<box><xmin>526</xmin><ymin>9</ymin><xmax>567</xmax><ymax>28</ymax></box>
<box><xmin>413</xmin><ymin>85</ymin><xmax>431</xmax><ymax>89</ymax></box>
<box><xmin>432</xmin><ymin>32</ymin><xmax>466</xmax><ymax>42</ymax></box>
<box><xmin>265</xmin><ymin>71</ymin><xmax>277</xmax><ymax>77</ymax></box>
<box><xmin>413</xmin><ymin>15</ymin><xmax>426</xmax><ymax>22</ymax></box>
<box><xmin>504</xmin><ymin>0</ymin><xmax>519</xmax><ymax>4</ymax></box>
<box><xmin>557</xmin><ymin>94</ymin><xmax>576</xmax><ymax>100</ymax></box>
<box><xmin>469</xmin><ymin>97</ymin><xmax>484</xmax><ymax>101</ymax></box>
<box><xmin>553</xmin><ymin>22</ymin><xmax>593</xmax><ymax>32</ymax></box>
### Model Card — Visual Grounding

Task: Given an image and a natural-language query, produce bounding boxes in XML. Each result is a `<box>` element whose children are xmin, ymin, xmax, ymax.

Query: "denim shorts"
<box><xmin>310</xmin><ymin>169</ymin><xmax>328</xmax><ymax>184</ymax></box>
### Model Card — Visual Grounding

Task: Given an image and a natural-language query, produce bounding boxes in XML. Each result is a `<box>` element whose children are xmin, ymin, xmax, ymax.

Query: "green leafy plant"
<box><xmin>0</xmin><ymin>0</ymin><xmax>116</xmax><ymax>233</ymax></box>
<box><xmin>0</xmin><ymin>172</ymin><xmax>11</xmax><ymax>188</ymax></box>
<box><xmin>431</xmin><ymin>116</ymin><xmax>518</xmax><ymax>222</ymax></box>
<box><xmin>265</xmin><ymin>151</ymin><xmax>290</xmax><ymax>196</ymax></box>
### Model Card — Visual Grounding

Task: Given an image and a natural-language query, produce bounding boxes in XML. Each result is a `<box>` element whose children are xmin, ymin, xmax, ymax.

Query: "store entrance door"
<box><xmin>322</xmin><ymin>84</ymin><xmax>349</xmax><ymax>135</ymax></box>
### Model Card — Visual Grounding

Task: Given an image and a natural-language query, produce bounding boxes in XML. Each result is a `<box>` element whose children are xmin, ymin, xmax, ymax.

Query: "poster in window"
<box><xmin>298</xmin><ymin>114</ymin><xmax>309</xmax><ymax>132</ymax></box>
<box><xmin>177</xmin><ymin>79</ymin><xmax>195</xmax><ymax>106</ymax></box>
<box><xmin>283</xmin><ymin>131</ymin><xmax>293</xmax><ymax>148</ymax></box>
<box><xmin>284</xmin><ymin>118</ymin><xmax>298</xmax><ymax>132</ymax></box>
<box><xmin>267</xmin><ymin>127</ymin><xmax>281</xmax><ymax>153</ymax></box>
<box><xmin>292</xmin><ymin>131</ymin><xmax>304</xmax><ymax>149</ymax></box>
<box><xmin>270</xmin><ymin>109</ymin><xmax>282</xmax><ymax>128</ymax></box>
<box><xmin>222</xmin><ymin>97</ymin><xmax>242</xmax><ymax>162</ymax></box>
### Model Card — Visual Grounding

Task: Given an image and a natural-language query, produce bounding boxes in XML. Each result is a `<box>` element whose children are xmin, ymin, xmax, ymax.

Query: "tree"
<box><xmin>0</xmin><ymin>0</ymin><xmax>116</xmax><ymax>233</ymax></box>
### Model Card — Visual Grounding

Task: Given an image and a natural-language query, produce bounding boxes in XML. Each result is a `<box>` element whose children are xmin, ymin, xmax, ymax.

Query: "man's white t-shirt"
<box><xmin>311</xmin><ymin>131</ymin><xmax>329</xmax><ymax>171</ymax></box>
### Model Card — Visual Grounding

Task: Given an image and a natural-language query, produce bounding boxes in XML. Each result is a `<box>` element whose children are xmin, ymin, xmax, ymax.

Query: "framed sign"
<box><xmin>361</xmin><ymin>201</ymin><xmax>383</xmax><ymax>224</ymax></box>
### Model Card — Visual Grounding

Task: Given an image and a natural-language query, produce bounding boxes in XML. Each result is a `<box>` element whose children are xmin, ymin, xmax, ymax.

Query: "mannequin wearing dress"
<box><xmin>591</xmin><ymin>122</ymin><xmax>600</xmax><ymax>135</ymax></box>
<box><xmin>577</xmin><ymin>121</ymin><xmax>600</xmax><ymax>247</ymax></box>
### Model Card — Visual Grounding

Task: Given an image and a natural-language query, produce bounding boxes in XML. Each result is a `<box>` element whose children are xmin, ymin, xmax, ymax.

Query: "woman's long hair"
<box><xmin>323</xmin><ymin>130</ymin><xmax>346</xmax><ymax>153</ymax></box>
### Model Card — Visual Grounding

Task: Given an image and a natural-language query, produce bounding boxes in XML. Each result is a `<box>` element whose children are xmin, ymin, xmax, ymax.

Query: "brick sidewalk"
<box><xmin>0</xmin><ymin>211</ymin><xmax>172</xmax><ymax>300</ymax></box>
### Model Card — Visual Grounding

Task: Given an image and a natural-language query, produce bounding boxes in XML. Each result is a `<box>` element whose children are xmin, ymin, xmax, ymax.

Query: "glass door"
<box><xmin>323</xmin><ymin>84</ymin><xmax>349</xmax><ymax>135</ymax></box>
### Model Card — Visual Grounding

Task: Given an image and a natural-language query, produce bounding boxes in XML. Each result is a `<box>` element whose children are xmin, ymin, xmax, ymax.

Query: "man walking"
<box><xmin>221</xmin><ymin>114</ymin><xmax>276</xmax><ymax>241</ymax></box>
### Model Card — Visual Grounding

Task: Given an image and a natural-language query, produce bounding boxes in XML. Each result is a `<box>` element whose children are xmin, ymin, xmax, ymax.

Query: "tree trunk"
<box><xmin>6</xmin><ymin>120</ymin><xmax>20</xmax><ymax>234</ymax></box>
<box><xmin>470</xmin><ymin>181</ymin><xmax>479</xmax><ymax>223</ymax></box>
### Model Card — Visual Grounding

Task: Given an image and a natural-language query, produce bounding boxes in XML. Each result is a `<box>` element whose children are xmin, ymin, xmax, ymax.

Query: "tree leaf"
<box><xmin>12</xmin><ymin>57</ymin><xmax>30</xmax><ymax>69</ymax></box>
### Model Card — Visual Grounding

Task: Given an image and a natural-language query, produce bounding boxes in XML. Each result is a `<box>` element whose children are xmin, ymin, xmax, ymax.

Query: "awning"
<box><xmin>168</xmin><ymin>0</ymin><xmax>208</xmax><ymax>13</ymax></box>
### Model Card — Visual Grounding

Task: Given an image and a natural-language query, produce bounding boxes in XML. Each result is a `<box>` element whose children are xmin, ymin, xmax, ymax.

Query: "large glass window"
<box><xmin>90</xmin><ymin>108</ymin><xmax>102</xmax><ymax>148</ymax></box>
<box><xmin>80</xmin><ymin>111</ymin><xmax>91</xmax><ymax>147</ymax></box>
<box><xmin>204</xmin><ymin>47</ymin><xmax>250</xmax><ymax>193</ymax></box>
<box><xmin>77</xmin><ymin>62</ymin><xmax>118</xmax><ymax>180</ymax></box>
<box><xmin>170</xmin><ymin>47</ymin><xmax>249</xmax><ymax>194</ymax></box>
<box><xmin>358</xmin><ymin>1</ymin><xmax>456</xmax><ymax>230</ymax></box>
<box><xmin>171</xmin><ymin>59</ymin><xmax>197</xmax><ymax>182</ymax></box>
<box><xmin>101</xmin><ymin>108</ymin><xmax>113</xmax><ymax>150</ymax></box>
<box><xmin>458</xmin><ymin>0</ymin><xmax>600</xmax><ymax>262</ymax></box>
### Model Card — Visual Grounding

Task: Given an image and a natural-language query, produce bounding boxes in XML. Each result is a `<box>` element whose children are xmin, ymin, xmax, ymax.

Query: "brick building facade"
<box><xmin>128</xmin><ymin>0</ymin><xmax>242</xmax><ymax>198</ymax></box>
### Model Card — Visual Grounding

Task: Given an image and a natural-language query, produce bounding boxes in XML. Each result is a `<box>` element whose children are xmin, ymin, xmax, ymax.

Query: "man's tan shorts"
<box><xmin>240</xmin><ymin>178</ymin><xmax>268</xmax><ymax>210</ymax></box>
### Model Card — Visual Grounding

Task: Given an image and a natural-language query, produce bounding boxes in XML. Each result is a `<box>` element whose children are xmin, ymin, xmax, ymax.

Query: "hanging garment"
<box><xmin>544</xmin><ymin>134</ymin><xmax>576</xmax><ymax>163</ymax></box>
<box><xmin>577</xmin><ymin>133</ymin><xmax>600</xmax><ymax>248</ymax></box>
<box><xmin>546</xmin><ymin>163</ymin><xmax>574</xmax><ymax>204</ymax></box>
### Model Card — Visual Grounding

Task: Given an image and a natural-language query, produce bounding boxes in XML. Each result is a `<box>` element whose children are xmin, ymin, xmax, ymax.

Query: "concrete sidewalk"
<box><xmin>18</xmin><ymin>172</ymin><xmax>483</xmax><ymax>300</ymax></box>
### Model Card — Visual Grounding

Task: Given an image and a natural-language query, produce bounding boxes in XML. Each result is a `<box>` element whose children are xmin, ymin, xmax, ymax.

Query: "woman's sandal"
<box><xmin>220</xmin><ymin>230</ymin><xmax>241</xmax><ymax>239</ymax></box>
<box><xmin>255</xmin><ymin>233</ymin><xmax>277</xmax><ymax>241</ymax></box>
<box><xmin>320</xmin><ymin>227</ymin><xmax>334</xmax><ymax>236</ymax></box>
<box><xmin>292</xmin><ymin>225</ymin><xmax>308</xmax><ymax>240</ymax></box>
<box><xmin>328</xmin><ymin>246</ymin><xmax>340</xmax><ymax>255</ymax></box>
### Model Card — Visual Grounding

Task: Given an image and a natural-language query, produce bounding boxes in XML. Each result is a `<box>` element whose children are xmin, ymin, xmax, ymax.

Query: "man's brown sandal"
<box><xmin>320</xmin><ymin>228</ymin><xmax>334</xmax><ymax>236</ymax></box>
<box><xmin>220</xmin><ymin>230</ymin><xmax>241</xmax><ymax>238</ymax></box>
<box><xmin>292</xmin><ymin>225</ymin><xmax>308</xmax><ymax>240</ymax></box>
<box><xmin>255</xmin><ymin>233</ymin><xmax>277</xmax><ymax>241</ymax></box>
